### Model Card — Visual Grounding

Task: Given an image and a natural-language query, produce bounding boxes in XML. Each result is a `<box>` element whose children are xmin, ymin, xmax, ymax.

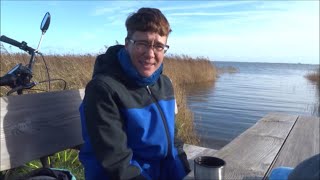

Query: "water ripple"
<box><xmin>186</xmin><ymin>62</ymin><xmax>319</xmax><ymax>149</ymax></box>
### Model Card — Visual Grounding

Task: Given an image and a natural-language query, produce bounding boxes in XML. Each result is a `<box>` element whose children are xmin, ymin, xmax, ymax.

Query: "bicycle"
<box><xmin>0</xmin><ymin>12</ymin><xmax>67</xmax><ymax>96</ymax></box>
<box><xmin>0</xmin><ymin>12</ymin><xmax>68</xmax><ymax>179</ymax></box>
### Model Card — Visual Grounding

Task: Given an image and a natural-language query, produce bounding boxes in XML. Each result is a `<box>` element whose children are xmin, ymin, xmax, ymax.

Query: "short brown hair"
<box><xmin>125</xmin><ymin>7</ymin><xmax>172</xmax><ymax>38</ymax></box>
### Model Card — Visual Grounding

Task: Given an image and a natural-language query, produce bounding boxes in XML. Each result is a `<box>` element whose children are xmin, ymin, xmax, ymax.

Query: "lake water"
<box><xmin>185</xmin><ymin>61</ymin><xmax>319</xmax><ymax>149</ymax></box>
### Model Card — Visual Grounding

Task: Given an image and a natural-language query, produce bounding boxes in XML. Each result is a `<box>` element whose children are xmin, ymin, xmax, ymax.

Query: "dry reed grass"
<box><xmin>164</xmin><ymin>54</ymin><xmax>216</xmax><ymax>84</ymax></box>
<box><xmin>305</xmin><ymin>69</ymin><xmax>320</xmax><ymax>116</ymax></box>
<box><xmin>163</xmin><ymin>54</ymin><xmax>216</xmax><ymax>144</ymax></box>
<box><xmin>305</xmin><ymin>70</ymin><xmax>320</xmax><ymax>87</ymax></box>
<box><xmin>0</xmin><ymin>52</ymin><xmax>216</xmax><ymax>144</ymax></box>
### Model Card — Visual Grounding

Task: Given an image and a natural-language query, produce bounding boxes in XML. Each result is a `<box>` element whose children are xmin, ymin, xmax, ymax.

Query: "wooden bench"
<box><xmin>0</xmin><ymin>89</ymin><xmax>215</xmax><ymax>176</ymax></box>
<box><xmin>0</xmin><ymin>89</ymin><xmax>85</xmax><ymax>172</ymax></box>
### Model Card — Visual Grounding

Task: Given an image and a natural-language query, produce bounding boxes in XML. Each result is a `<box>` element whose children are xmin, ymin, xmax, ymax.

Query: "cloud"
<box><xmin>169</xmin><ymin>0</ymin><xmax>318</xmax><ymax>35</ymax></box>
<box><xmin>161</xmin><ymin>1</ymin><xmax>254</xmax><ymax>11</ymax></box>
<box><xmin>38</xmin><ymin>1</ymin><xmax>318</xmax><ymax>63</ymax></box>
<box><xmin>167</xmin><ymin>3</ymin><xmax>319</xmax><ymax>63</ymax></box>
<box><xmin>168</xmin><ymin>10</ymin><xmax>279</xmax><ymax>17</ymax></box>
<box><xmin>93</xmin><ymin>7</ymin><xmax>115</xmax><ymax>16</ymax></box>
<box><xmin>92</xmin><ymin>1</ymin><xmax>155</xmax><ymax>16</ymax></box>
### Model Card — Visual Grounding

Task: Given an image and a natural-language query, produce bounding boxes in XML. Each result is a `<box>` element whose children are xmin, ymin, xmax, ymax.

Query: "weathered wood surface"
<box><xmin>268</xmin><ymin>115</ymin><xmax>320</xmax><ymax>175</ymax></box>
<box><xmin>210</xmin><ymin>113</ymin><xmax>299</xmax><ymax>180</ymax></box>
<box><xmin>0</xmin><ymin>89</ymin><xmax>85</xmax><ymax>171</ymax></box>
<box><xmin>185</xmin><ymin>113</ymin><xmax>319</xmax><ymax>180</ymax></box>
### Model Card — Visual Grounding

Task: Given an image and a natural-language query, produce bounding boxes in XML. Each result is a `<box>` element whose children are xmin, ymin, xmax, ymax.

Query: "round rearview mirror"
<box><xmin>40</xmin><ymin>12</ymin><xmax>51</xmax><ymax>33</ymax></box>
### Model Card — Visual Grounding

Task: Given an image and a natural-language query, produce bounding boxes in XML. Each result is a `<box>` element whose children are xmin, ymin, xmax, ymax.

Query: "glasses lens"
<box><xmin>154</xmin><ymin>44</ymin><xmax>164</xmax><ymax>51</ymax></box>
<box><xmin>131</xmin><ymin>39</ymin><xmax>169</xmax><ymax>53</ymax></box>
<box><xmin>135</xmin><ymin>41</ymin><xmax>148</xmax><ymax>52</ymax></box>
<box><xmin>163</xmin><ymin>45</ymin><xmax>169</xmax><ymax>53</ymax></box>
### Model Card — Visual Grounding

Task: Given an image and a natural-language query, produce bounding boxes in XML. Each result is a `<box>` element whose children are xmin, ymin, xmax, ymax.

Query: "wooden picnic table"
<box><xmin>184</xmin><ymin>113</ymin><xmax>319</xmax><ymax>180</ymax></box>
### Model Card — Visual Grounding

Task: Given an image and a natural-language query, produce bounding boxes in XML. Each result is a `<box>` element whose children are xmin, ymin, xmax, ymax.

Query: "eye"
<box><xmin>135</xmin><ymin>41</ymin><xmax>148</xmax><ymax>47</ymax></box>
<box><xmin>154</xmin><ymin>44</ymin><xmax>164</xmax><ymax>51</ymax></box>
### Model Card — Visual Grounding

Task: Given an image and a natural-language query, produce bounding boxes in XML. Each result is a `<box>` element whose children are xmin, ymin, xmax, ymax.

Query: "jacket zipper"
<box><xmin>146</xmin><ymin>86</ymin><xmax>172</xmax><ymax>156</ymax></box>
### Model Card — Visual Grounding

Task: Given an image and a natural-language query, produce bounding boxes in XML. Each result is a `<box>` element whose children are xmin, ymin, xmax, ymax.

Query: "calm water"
<box><xmin>185</xmin><ymin>61</ymin><xmax>319</xmax><ymax>149</ymax></box>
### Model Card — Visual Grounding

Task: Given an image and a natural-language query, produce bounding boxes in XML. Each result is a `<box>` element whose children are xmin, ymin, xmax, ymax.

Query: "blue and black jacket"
<box><xmin>79</xmin><ymin>45</ymin><xmax>190</xmax><ymax>180</ymax></box>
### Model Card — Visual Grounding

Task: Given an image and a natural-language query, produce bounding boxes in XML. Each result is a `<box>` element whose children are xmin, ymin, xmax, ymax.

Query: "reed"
<box><xmin>163</xmin><ymin>54</ymin><xmax>217</xmax><ymax>144</ymax></box>
<box><xmin>164</xmin><ymin>54</ymin><xmax>216</xmax><ymax>84</ymax></box>
<box><xmin>305</xmin><ymin>69</ymin><xmax>320</xmax><ymax>116</ymax></box>
<box><xmin>216</xmin><ymin>65</ymin><xmax>239</xmax><ymax>74</ymax></box>
<box><xmin>1</xmin><ymin>53</ymin><xmax>216</xmax><ymax>144</ymax></box>
<box><xmin>305</xmin><ymin>69</ymin><xmax>320</xmax><ymax>87</ymax></box>
<box><xmin>0</xmin><ymin>52</ymin><xmax>216</xmax><ymax>179</ymax></box>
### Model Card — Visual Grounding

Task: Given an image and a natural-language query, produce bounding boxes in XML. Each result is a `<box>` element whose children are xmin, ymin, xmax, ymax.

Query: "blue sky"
<box><xmin>1</xmin><ymin>1</ymin><xmax>319</xmax><ymax>64</ymax></box>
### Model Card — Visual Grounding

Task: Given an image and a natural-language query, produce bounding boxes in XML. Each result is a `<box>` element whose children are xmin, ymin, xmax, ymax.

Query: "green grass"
<box><xmin>1</xmin><ymin>149</ymin><xmax>84</xmax><ymax>179</ymax></box>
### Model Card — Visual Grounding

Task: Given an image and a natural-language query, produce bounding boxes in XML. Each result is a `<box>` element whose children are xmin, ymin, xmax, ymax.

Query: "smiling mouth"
<box><xmin>141</xmin><ymin>61</ymin><xmax>155</xmax><ymax>69</ymax></box>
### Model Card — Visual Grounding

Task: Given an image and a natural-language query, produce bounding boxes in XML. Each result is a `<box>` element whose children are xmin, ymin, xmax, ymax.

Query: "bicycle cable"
<box><xmin>38</xmin><ymin>52</ymin><xmax>51</xmax><ymax>91</ymax></box>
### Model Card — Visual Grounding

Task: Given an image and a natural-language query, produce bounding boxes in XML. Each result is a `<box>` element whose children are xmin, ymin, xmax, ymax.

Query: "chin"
<box><xmin>140</xmin><ymin>71</ymin><xmax>154</xmax><ymax>78</ymax></box>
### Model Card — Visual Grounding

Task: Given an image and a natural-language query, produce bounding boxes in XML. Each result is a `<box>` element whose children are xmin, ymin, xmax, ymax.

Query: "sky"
<box><xmin>1</xmin><ymin>0</ymin><xmax>319</xmax><ymax>64</ymax></box>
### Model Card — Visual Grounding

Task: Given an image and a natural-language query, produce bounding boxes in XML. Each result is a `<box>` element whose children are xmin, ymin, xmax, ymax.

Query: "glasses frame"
<box><xmin>127</xmin><ymin>38</ymin><xmax>169</xmax><ymax>54</ymax></box>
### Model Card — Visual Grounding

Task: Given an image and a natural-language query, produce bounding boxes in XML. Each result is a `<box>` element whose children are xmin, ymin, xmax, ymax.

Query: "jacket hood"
<box><xmin>92</xmin><ymin>45</ymin><xmax>124</xmax><ymax>78</ymax></box>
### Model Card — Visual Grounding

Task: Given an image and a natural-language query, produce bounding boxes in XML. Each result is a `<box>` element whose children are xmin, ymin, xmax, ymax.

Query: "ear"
<box><xmin>124</xmin><ymin>38</ymin><xmax>129</xmax><ymax>50</ymax></box>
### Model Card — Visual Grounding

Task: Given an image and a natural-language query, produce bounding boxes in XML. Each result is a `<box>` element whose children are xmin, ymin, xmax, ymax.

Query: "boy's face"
<box><xmin>125</xmin><ymin>31</ymin><xmax>168</xmax><ymax>77</ymax></box>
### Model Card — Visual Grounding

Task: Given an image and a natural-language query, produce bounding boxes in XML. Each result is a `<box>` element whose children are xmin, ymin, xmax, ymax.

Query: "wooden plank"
<box><xmin>183</xmin><ymin>144</ymin><xmax>217</xmax><ymax>160</ymax></box>
<box><xmin>183</xmin><ymin>144</ymin><xmax>218</xmax><ymax>179</ymax></box>
<box><xmin>270</xmin><ymin>115</ymin><xmax>320</xmax><ymax>170</ymax></box>
<box><xmin>211</xmin><ymin>113</ymin><xmax>299</xmax><ymax>179</ymax></box>
<box><xmin>184</xmin><ymin>113</ymin><xmax>299</xmax><ymax>180</ymax></box>
<box><xmin>0</xmin><ymin>89</ymin><xmax>85</xmax><ymax>171</ymax></box>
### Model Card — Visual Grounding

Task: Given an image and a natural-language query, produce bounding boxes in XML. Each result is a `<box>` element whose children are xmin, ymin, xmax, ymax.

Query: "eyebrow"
<box><xmin>134</xmin><ymin>39</ymin><xmax>165</xmax><ymax>45</ymax></box>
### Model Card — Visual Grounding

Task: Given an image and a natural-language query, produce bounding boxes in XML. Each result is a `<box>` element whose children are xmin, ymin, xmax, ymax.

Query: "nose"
<box><xmin>145</xmin><ymin>45</ymin><xmax>156</xmax><ymax>58</ymax></box>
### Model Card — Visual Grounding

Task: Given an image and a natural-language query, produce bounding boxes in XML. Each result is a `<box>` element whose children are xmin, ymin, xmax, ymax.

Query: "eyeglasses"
<box><xmin>128</xmin><ymin>39</ymin><xmax>169</xmax><ymax>54</ymax></box>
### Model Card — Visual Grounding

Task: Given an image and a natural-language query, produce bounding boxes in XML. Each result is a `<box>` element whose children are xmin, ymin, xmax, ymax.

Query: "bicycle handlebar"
<box><xmin>0</xmin><ymin>35</ymin><xmax>21</xmax><ymax>48</ymax></box>
<box><xmin>0</xmin><ymin>74</ymin><xmax>17</xmax><ymax>86</ymax></box>
<box><xmin>0</xmin><ymin>35</ymin><xmax>35</xmax><ymax>53</ymax></box>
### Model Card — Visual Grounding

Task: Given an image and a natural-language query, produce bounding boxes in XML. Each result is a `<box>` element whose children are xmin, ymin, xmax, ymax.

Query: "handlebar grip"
<box><xmin>0</xmin><ymin>74</ymin><xmax>16</xmax><ymax>86</ymax></box>
<box><xmin>0</xmin><ymin>35</ymin><xmax>22</xmax><ymax>49</ymax></box>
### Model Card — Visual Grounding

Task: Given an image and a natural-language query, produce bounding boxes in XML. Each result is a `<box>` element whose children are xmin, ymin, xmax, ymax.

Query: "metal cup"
<box><xmin>194</xmin><ymin>156</ymin><xmax>226</xmax><ymax>180</ymax></box>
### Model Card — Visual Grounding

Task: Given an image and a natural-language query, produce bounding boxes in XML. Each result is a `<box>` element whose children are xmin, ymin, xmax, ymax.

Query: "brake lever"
<box><xmin>6</xmin><ymin>82</ymin><xmax>36</xmax><ymax>96</ymax></box>
<box><xmin>7</xmin><ymin>85</ymin><xmax>24</xmax><ymax>96</ymax></box>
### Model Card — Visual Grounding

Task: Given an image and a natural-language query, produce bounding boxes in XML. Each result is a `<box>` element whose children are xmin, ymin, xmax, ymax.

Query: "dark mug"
<box><xmin>194</xmin><ymin>156</ymin><xmax>226</xmax><ymax>180</ymax></box>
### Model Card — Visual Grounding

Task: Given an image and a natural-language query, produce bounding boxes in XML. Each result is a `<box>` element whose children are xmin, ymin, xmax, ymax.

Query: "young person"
<box><xmin>79</xmin><ymin>7</ymin><xmax>190</xmax><ymax>180</ymax></box>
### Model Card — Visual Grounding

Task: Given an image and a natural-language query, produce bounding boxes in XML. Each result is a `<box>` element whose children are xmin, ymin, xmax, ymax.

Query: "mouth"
<box><xmin>140</xmin><ymin>61</ymin><xmax>156</xmax><ymax>69</ymax></box>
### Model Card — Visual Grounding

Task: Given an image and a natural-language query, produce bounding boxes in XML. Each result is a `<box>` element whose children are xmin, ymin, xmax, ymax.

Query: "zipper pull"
<box><xmin>146</xmin><ymin>86</ymin><xmax>151</xmax><ymax>94</ymax></box>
